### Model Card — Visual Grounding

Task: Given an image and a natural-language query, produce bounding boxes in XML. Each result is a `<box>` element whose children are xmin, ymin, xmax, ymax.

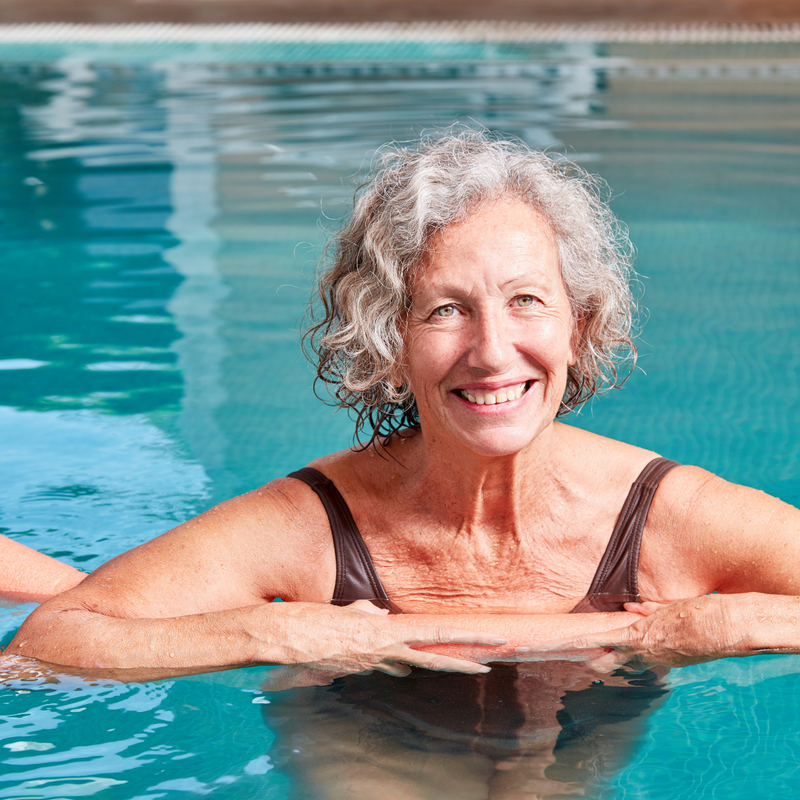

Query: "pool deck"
<box><xmin>1</xmin><ymin>0</ymin><xmax>799</xmax><ymax>24</ymax></box>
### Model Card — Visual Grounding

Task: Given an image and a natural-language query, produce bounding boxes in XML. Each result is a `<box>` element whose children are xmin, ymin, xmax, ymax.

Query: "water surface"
<box><xmin>0</xmin><ymin>41</ymin><xmax>799</xmax><ymax>799</ymax></box>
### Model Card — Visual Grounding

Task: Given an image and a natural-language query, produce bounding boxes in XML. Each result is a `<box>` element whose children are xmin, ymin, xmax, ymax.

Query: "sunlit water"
<box><xmin>0</xmin><ymin>40</ymin><xmax>799</xmax><ymax>799</ymax></box>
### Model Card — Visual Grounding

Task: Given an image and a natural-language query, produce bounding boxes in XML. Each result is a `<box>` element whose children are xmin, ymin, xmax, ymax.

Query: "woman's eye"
<box><xmin>433</xmin><ymin>305</ymin><xmax>457</xmax><ymax>318</ymax></box>
<box><xmin>515</xmin><ymin>295</ymin><xmax>536</xmax><ymax>307</ymax></box>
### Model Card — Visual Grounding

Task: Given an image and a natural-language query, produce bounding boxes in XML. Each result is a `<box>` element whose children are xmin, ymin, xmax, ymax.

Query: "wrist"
<box><xmin>729</xmin><ymin>592</ymin><xmax>800</xmax><ymax>654</ymax></box>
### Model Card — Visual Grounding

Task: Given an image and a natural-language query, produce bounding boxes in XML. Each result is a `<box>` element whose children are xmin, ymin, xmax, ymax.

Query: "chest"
<box><xmin>358</xmin><ymin>506</ymin><xmax>618</xmax><ymax>614</ymax></box>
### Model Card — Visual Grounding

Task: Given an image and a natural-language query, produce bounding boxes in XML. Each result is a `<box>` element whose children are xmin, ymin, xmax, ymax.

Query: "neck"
<box><xmin>395</xmin><ymin>422</ymin><xmax>568</xmax><ymax>536</ymax></box>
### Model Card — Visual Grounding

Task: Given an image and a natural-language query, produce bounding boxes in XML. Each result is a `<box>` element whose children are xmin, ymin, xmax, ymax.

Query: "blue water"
<box><xmin>0</xmin><ymin>41</ymin><xmax>799</xmax><ymax>798</ymax></box>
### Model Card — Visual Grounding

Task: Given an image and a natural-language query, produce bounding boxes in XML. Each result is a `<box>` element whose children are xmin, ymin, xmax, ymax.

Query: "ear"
<box><xmin>386</xmin><ymin>362</ymin><xmax>407</xmax><ymax>396</ymax></box>
<box><xmin>568</xmin><ymin>314</ymin><xmax>586</xmax><ymax>367</ymax></box>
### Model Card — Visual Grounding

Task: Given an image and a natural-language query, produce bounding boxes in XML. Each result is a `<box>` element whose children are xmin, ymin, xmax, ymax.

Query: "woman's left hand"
<box><xmin>517</xmin><ymin>594</ymin><xmax>752</xmax><ymax>672</ymax></box>
<box><xmin>260</xmin><ymin>600</ymin><xmax>396</xmax><ymax>692</ymax></box>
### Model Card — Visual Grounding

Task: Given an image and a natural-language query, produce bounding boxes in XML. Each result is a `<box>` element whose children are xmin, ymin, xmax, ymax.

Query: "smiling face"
<box><xmin>403</xmin><ymin>197</ymin><xmax>576</xmax><ymax>459</ymax></box>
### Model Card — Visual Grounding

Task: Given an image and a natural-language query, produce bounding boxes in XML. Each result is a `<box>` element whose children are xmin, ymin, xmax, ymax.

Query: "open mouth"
<box><xmin>459</xmin><ymin>381</ymin><xmax>530</xmax><ymax>406</ymax></box>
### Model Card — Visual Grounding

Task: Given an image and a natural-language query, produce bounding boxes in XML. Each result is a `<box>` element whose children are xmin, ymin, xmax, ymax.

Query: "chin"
<box><xmin>456</xmin><ymin>426</ymin><xmax>544</xmax><ymax>459</ymax></box>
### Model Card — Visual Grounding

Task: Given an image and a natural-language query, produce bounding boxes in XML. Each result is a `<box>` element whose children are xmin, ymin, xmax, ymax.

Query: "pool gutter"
<box><xmin>1</xmin><ymin>21</ymin><xmax>800</xmax><ymax>43</ymax></box>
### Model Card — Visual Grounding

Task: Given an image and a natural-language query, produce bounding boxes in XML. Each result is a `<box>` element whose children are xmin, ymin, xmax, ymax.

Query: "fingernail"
<box><xmin>515</xmin><ymin>646</ymin><xmax>532</xmax><ymax>653</ymax></box>
<box><xmin>477</xmin><ymin>666</ymin><xmax>491</xmax><ymax>673</ymax></box>
<box><xmin>491</xmin><ymin>638</ymin><xmax>508</xmax><ymax>645</ymax></box>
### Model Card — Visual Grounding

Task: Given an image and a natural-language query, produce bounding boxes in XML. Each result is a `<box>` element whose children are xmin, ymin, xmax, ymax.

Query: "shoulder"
<box><xmin>203</xmin><ymin>474</ymin><xmax>331</xmax><ymax>535</ymax></box>
<box><xmin>553</xmin><ymin>421</ymin><xmax>656</xmax><ymax>459</ymax></box>
<box><xmin>552</xmin><ymin>422</ymin><xmax>662</xmax><ymax>489</ymax></box>
<box><xmin>648</xmin><ymin>463</ymin><xmax>782</xmax><ymax>526</ymax></box>
<box><xmin>643</xmin><ymin>465</ymin><xmax>800</xmax><ymax>596</ymax></box>
<box><xmin>307</xmin><ymin>437</ymin><xmax>413</xmax><ymax>494</ymax></box>
<box><xmin>63</xmin><ymin>471</ymin><xmax>345</xmax><ymax>617</ymax></box>
<box><xmin>157</xmin><ymin>473</ymin><xmax>342</xmax><ymax>602</ymax></box>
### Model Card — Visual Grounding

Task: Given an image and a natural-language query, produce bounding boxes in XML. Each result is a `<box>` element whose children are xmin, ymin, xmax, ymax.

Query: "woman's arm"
<box><xmin>392</xmin><ymin>609</ymin><xmax>641</xmax><ymax>663</ymax></box>
<box><xmin>0</xmin><ymin>534</ymin><xmax>85</xmax><ymax>603</ymax></box>
<box><xmin>519</xmin><ymin>593</ymin><xmax>800</xmax><ymax>670</ymax></box>
<box><xmin>0</xmin><ymin>473</ymin><xmax>650</xmax><ymax>677</ymax></box>
<box><xmin>4</xmin><ymin>482</ymin><xmax>518</xmax><ymax>678</ymax></box>
<box><xmin>7</xmin><ymin>590</ymin><xmax>639</xmax><ymax>679</ymax></box>
<box><xmin>6</xmin><ymin>596</ymin><xmax>520</xmax><ymax>674</ymax></box>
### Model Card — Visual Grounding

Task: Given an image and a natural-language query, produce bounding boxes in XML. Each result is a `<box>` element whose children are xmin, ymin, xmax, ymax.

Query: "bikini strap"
<box><xmin>571</xmin><ymin>457</ymin><xmax>680</xmax><ymax>613</ymax></box>
<box><xmin>287</xmin><ymin>467</ymin><xmax>401</xmax><ymax>613</ymax></box>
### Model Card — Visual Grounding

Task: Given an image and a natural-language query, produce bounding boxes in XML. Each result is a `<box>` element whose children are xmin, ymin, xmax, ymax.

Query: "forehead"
<box><xmin>412</xmin><ymin>198</ymin><xmax>560</xmax><ymax>292</ymax></box>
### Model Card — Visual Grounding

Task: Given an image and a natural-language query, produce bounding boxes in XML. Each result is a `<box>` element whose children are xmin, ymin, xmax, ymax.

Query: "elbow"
<box><xmin>4</xmin><ymin>602</ymin><xmax>106</xmax><ymax>669</ymax></box>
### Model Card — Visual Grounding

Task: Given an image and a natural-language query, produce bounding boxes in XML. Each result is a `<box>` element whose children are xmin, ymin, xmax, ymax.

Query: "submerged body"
<box><xmin>266</xmin><ymin>455</ymin><xmax>675</xmax><ymax>798</ymax></box>
<box><xmin>267</xmin><ymin>658</ymin><xmax>668</xmax><ymax>799</ymax></box>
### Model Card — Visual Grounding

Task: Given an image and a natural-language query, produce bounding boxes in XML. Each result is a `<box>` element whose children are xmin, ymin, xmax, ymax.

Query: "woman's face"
<box><xmin>404</xmin><ymin>197</ymin><xmax>576</xmax><ymax>458</ymax></box>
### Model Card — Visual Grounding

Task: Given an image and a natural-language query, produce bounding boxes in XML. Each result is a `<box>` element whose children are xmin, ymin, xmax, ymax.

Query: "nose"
<box><xmin>466</xmin><ymin>307</ymin><xmax>516</xmax><ymax>375</ymax></box>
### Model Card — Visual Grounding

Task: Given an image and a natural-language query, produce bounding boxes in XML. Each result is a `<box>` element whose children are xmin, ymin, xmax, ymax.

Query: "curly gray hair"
<box><xmin>306</xmin><ymin>129</ymin><xmax>637</xmax><ymax>445</ymax></box>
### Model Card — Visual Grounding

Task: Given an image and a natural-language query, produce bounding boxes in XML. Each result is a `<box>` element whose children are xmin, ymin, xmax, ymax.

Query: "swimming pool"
<box><xmin>1</xmin><ymin>26</ymin><xmax>799</xmax><ymax>798</ymax></box>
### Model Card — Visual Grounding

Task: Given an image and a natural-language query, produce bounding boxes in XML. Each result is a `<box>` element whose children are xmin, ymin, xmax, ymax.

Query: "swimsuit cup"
<box><xmin>280</xmin><ymin>458</ymin><xmax>679</xmax><ymax>759</ymax></box>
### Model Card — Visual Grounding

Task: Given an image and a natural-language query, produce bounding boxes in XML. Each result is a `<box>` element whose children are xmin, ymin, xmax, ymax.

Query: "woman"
<box><xmin>7</xmin><ymin>131</ymin><xmax>800</xmax><ymax>794</ymax></box>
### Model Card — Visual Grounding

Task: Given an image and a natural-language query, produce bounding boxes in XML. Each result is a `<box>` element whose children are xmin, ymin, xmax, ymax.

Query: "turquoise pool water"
<box><xmin>0</xmin><ymin>38</ymin><xmax>799</xmax><ymax>798</ymax></box>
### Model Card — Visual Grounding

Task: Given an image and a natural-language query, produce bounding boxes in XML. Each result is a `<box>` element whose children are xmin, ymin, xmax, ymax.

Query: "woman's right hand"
<box><xmin>255</xmin><ymin>600</ymin><xmax>506</xmax><ymax>687</ymax></box>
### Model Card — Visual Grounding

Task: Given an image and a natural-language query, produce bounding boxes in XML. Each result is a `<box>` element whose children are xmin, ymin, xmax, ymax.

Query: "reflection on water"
<box><xmin>266</xmin><ymin>663</ymin><xmax>668</xmax><ymax>800</ymax></box>
<box><xmin>0</xmin><ymin>407</ymin><xmax>209</xmax><ymax>570</ymax></box>
<box><xmin>0</xmin><ymin>44</ymin><xmax>799</xmax><ymax>800</ymax></box>
<box><xmin>0</xmin><ymin>55</ymin><xmax>611</xmax><ymax>504</ymax></box>
<box><xmin>0</xmin><ymin>660</ymin><xmax>290</xmax><ymax>799</ymax></box>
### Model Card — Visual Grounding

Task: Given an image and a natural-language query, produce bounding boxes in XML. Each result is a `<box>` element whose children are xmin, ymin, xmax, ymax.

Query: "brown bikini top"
<box><xmin>288</xmin><ymin>456</ymin><xmax>679</xmax><ymax>614</ymax></box>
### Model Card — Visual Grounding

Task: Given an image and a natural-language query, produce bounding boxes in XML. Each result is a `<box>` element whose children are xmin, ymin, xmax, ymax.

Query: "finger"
<box><xmin>260</xmin><ymin>665</ymin><xmax>343</xmax><ymax>692</ymax></box>
<box><xmin>404</xmin><ymin>627</ymin><xmax>508</xmax><ymax>647</ymax></box>
<box><xmin>586</xmin><ymin>650</ymin><xmax>628</xmax><ymax>674</ymax></box>
<box><xmin>400</xmin><ymin>649</ymin><xmax>492</xmax><ymax>675</ymax></box>
<box><xmin>623</xmin><ymin>601</ymin><xmax>666</xmax><ymax>616</ymax></box>
<box><xmin>375</xmin><ymin>661</ymin><xmax>412</xmax><ymax>678</ymax></box>
<box><xmin>515</xmin><ymin>626</ymin><xmax>633</xmax><ymax>654</ymax></box>
<box><xmin>620</xmin><ymin>656</ymin><xmax>652</xmax><ymax>675</ymax></box>
<box><xmin>346</xmin><ymin>599</ymin><xmax>390</xmax><ymax>616</ymax></box>
<box><xmin>589</xmin><ymin>650</ymin><xmax>653</xmax><ymax>676</ymax></box>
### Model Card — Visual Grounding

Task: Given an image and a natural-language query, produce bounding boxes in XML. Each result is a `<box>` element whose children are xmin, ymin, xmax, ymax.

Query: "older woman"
<box><xmin>7</xmin><ymin>133</ymin><xmax>800</xmax><ymax>786</ymax></box>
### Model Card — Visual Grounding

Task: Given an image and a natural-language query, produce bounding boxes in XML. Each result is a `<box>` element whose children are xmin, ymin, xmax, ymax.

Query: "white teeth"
<box><xmin>460</xmin><ymin>383</ymin><xmax>527</xmax><ymax>406</ymax></box>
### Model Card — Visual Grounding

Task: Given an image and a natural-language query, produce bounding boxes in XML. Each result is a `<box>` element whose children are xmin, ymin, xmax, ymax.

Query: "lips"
<box><xmin>459</xmin><ymin>381</ymin><xmax>529</xmax><ymax>405</ymax></box>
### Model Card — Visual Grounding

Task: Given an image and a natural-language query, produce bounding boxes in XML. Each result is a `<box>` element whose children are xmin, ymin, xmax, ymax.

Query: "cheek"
<box><xmin>406</xmin><ymin>331</ymin><xmax>458</xmax><ymax>382</ymax></box>
<box><xmin>549</xmin><ymin>316</ymin><xmax>578</xmax><ymax>370</ymax></box>
<box><xmin>534</xmin><ymin>318</ymin><xmax>575</xmax><ymax>370</ymax></box>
